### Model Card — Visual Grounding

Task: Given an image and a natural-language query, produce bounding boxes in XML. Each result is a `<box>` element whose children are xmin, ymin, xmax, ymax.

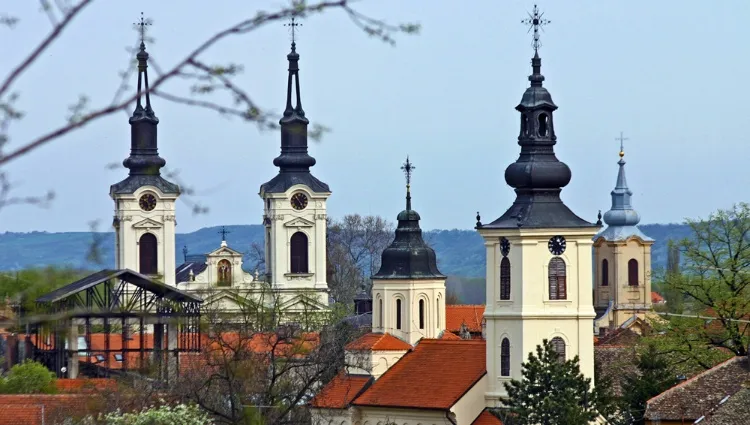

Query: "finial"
<box><xmin>522</xmin><ymin>4</ymin><xmax>550</xmax><ymax>53</ymax></box>
<box><xmin>616</xmin><ymin>131</ymin><xmax>628</xmax><ymax>159</ymax></box>
<box><xmin>596</xmin><ymin>210</ymin><xmax>602</xmax><ymax>226</ymax></box>
<box><xmin>285</xmin><ymin>15</ymin><xmax>302</xmax><ymax>46</ymax></box>
<box><xmin>475</xmin><ymin>211</ymin><xmax>482</xmax><ymax>229</ymax></box>
<box><xmin>401</xmin><ymin>156</ymin><xmax>415</xmax><ymax>211</ymax></box>
<box><xmin>134</xmin><ymin>12</ymin><xmax>151</xmax><ymax>47</ymax></box>
<box><xmin>218</xmin><ymin>226</ymin><xmax>231</xmax><ymax>242</ymax></box>
<box><xmin>182</xmin><ymin>245</ymin><xmax>188</xmax><ymax>262</ymax></box>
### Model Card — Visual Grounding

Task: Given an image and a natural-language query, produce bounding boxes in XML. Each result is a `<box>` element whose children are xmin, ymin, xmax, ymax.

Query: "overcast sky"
<box><xmin>1</xmin><ymin>1</ymin><xmax>747</xmax><ymax>233</ymax></box>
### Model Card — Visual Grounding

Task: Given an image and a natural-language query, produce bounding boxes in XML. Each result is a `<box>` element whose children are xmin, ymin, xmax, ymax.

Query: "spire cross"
<box><xmin>401</xmin><ymin>156</ymin><xmax>415</xmax><ymax>187</ymax></box>
<box><xmin>521</xmin><ymin>4</ymin><xmax>550</xmax><ymax>52</ymax></box>
<box><xmin>616</xmin><ymin>131</ymin><xmax>629</xmax><ymax>157</ymax></box>
<box><xmin>285</xmin><ymin>16</ymin><xmax>302</xmax><ymax>43</ymax></box>
<box><xmin>134</xmin><ymin>12</ymin><xmax>151</xmax><ymax>45</ymax></box>
<box><xmin>218</xmin><ymin>226</ymin><xmax>231</xmax><ymax>241</ymax></box>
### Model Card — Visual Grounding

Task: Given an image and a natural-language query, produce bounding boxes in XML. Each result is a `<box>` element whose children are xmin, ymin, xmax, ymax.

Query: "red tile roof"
<box><xmin>446</xmin><ymin>305</ymin><xmax>484</xmax><ymax>333</ymax></box>
<box><xmin>353</xmin><ymin>339</ymin><xmax>486</xmax><ymax>410</ymax></box>
<box><xmin>472</xmin><ymin>410</ymin><xmax>504</xmax><ymax>425</ymax></box>
<box><xmin>439</xmin><ymin>331</ymin><xmax>463</xmax><ymax>340</ymax></box>
<box><xmin>645</xmin><ymin>356</ymin><xmax>750</xmax><ymax>422</ymax></box>
<box><xmin>345</xmin><ymin>333</ymin><xmax>412</xmax><ymax>351</ymax></box>
<box><xmin>55</xmin><ymin>379</ymin><xmax>117</xmax><ymax>393</ymax></box>
<box><xmin>651</xmin><ymin>291</ymin><xmax>665</xmax><ymax>303</ymax></box>
<box><xmin>309</xmin><ymin>372</ymin><xmax>373</xmax><ymax>409</ymax></box>
<box><xmin>0</xmin><ymin>394</ymin><xmax>97</xmax><ymax>425</ymax></box>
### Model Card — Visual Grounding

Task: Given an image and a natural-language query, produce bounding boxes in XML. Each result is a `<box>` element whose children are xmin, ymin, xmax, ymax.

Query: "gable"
<box><xmin>284</xmin><ymin>217</ymin><xmax>315</xmax><ymax>228</ymax></box>
<box><xmin>207</xmin><ymin>247</ymin><xmax>243</xmax><ymax>258</ymax></box>
<box><xmin>132</xmin><ymin>218</ymin><xmax>162</xmax><ymax>229</ymax></box>
<box><xmin>280</xmin><ymin>294</ymin><xmax>329</xmax><ymax>312</ymax></box>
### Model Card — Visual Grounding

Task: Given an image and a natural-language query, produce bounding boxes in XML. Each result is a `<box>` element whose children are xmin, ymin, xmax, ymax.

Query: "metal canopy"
<box><xmin>36</xmin><ymin>269</ymin><xmax>202</xmax><ymax>304</ymax></box>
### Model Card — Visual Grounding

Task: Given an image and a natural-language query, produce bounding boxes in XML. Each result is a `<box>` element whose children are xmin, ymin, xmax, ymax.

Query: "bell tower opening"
<box><xmin>290</xmin><ymin>232</ymin><xmax>309</xmax><ymax>274</ymax></box>
<box><xmin>139</xmin><ymin>233</ymin><xmax>158</xmax><ymax>275</ymax></box>
<box><xmin>538</xmin><ymin>113</ymin><xmax>549</xmax><ymax>137</ymax></box>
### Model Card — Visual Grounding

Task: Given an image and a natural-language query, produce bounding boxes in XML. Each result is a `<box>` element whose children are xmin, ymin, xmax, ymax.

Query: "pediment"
<box><xmin>207</xmin><ymin>246</ymin><xmax>244</xmax><ymax>257</ymax></box>
<box><xmin>133</xmin><ymin>218</ymin><xmax>162</xmax><ymax>229</ymax></box>
<box><xmin>279</xmin><ymin>294</ymin><xmax>328</xmax><ymax>311</ymax></box>
<box><xmin>284</xmin><ymin>217</ymin><xmax>315</xmax><ymax>228</ymax></box>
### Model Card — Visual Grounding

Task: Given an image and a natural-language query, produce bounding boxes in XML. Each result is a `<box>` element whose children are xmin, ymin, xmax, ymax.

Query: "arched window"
<box><xmin>628</xmin><ymin>259</ymin><xmax>639</xmax><ymax>286</ymax></box>
<box><xmin>500</xmin><ymin>257</ymin><xmax>511</xmax><ymax>300</ymax></box>
<box><xmin>139</xmin><ymin>233</ymin><xmax>157</xmax><ymax>275</ymax></box>
<box><xmin>217</xmin><ymin>259</ymin><xmax>232</xmax><ymax>286</ymax></box>
<box><xmin>500</xmin><ymin>338</ymin><xmax>510</xmax><ymax>376</ymax></box>
<box><xmin>538</xmin><ymin>113</ymin><xmax>549</xmax><ymax>137</ymax></box>
<box><xmin>379</xmin><ymin>299</ymin><xmax>383</xmax><ymax>328</ymax></box>
<box><xmin>550</xmin><ymin>337</ymin><xmax>566</xmax><ymax>363</ymax></box>
<box><xmin>419</xmin><ymin>299</ymin><xmax>425</xmax><ymax>329</ymax></box>
<box><xmin>436</xmin><ymin>298</ymin><xmax>441</xmax><ymax>328</ymax></box>
<box><xmin>290</xmin><ymin>232</ymin><xmax>308</xmax><ymax>273</ymax></box>
<box><xmin>396</xmin><ymin>299</ymin><xmax>402</xmax><ymax>330</ymax></box>
<box><xmin>601</xmin><ymin>259</ymin><xmax>609</xmax><ymax>286</ymax></box>
<box><xmin>548</xmin><ymin>258</ymin><xmax>567</xmax><ymax>300</ymax></box>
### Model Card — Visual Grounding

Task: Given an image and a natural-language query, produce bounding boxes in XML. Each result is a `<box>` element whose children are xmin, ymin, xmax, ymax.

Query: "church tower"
<box><xmin>477</xmin><ymin>6</ymin><xmax>599</xmax><ymax>405</ymax></box>
<box><xmin>259</xmin><ymin>27</ymin><xmax>330</xmax><ymax>307</ymax></box>
<box><xmin>371</xmin><ymin>158</ymin><xmax>446</xmax><ymax>345</ymax></box>
<box><xmin>593</xmin><ymin>138</ymin><xmax>654</xmax><ymax>331</ymax></box>
<box><xmin>110</xmin><ymin>28</ymin><xmax>179</xmax><ymax>287</ymax></box>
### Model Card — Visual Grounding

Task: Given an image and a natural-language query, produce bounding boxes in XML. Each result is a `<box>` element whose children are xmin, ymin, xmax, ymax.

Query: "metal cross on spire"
<box><xmin>285</xmin><ymin>16</ymin><xmax>302</xmax><ymax>43</ymax></box>
<box><xmin>218</xmin><ymin>226</ymin><xmax>231</xmax><ymax>241</ymax></box>
<box><xmin>134</xmin><ymin>12</ymin><xmax>151</xmax><ymax>45</ymax></box>
<box><xmin>616</xmin><ymin>131</ymin><xmax>629</xmax><ymax>158</ymax></box>
<box><xmin>521</xmin><ymin>4</ymin><xmax>550</xmax><ymax>52</ymax></box>
<box><xmin>401</xmin><ymin>156</ymin><xmax>415</xmax><ymax>187</ymax></box>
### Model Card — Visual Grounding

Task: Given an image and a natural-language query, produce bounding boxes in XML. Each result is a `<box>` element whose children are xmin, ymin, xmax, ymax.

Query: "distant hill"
<box><xmin>0</xmin><ymin>224</ymin><xmax>691</xmax><ymax>277</ymax></box>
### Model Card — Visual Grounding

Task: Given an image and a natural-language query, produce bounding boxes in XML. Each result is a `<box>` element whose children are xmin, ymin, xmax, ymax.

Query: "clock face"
<box><xmin>139</xmin><ymin>194</ymin><xmax>157</xmax><ymax>212</ymax></box>
<box><xmin>500</xmin><ymin>237</ymin><xmax>511</xmax><ymax>257</ymax></box>
<box><xmin>548</xmin><ymin>235</ymin><xmax>566</xmax><ymax>256</ymax></box>
<box><xmin>290</xmin><ymin>193</ymin><xmax>308</xmax><ymax>211</ymax></box>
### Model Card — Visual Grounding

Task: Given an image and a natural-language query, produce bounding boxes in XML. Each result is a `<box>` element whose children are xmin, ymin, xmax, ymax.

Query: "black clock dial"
<box><xmin>290</xmin><ymin>193</ymin><xmax>308</xmax><ymax>211</ymax></box>
<box><xmin>548</xmin><ymin>235</ymin><xmax>566</xmax><ymax>255</ymax></box>
<box><xmin>139</xmin><ymin>194</ymin><xmax>157</xmax><ymax>212</ymax></box>
<box><xmin>500</xmin><ymin>237</ymin><xmax>511</xmax><ymax>257</ymax></box>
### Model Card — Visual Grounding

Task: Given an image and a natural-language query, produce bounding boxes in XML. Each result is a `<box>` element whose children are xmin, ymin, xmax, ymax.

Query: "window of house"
<box><xmin>550</xmin><ymin>337</ymin><xmax>566</xmax><ymax>363</ymax></box>
<box><xmin>501</xmin><ymin>338</ymin><xmax>511</xmax><ymax>376</ymax></box>
<box><xmin>139</xmin><ymin>233</ymin><xmax>158</xmax><ymax>275</ymax></box>
<box><xmin>548</xmin><ymin>258</ymin><xmax>567</xmax><ymax>300</ymax></box>
<box><xmin>419</xmin><ymin>299</ymin><xmax>425</xmax><ymax>329</ymax></box>
<box><xmin>628</xmin><ymin>259</ymin><xmax>639</xmax><ymax>286</ymax></box>
<box><xmin>602</xmin><ymin>259</ymin><xmax>609</xmax><ymax>286</ymax></box>
<box><xmin>290</xmin><ymin>232</ymin><xmax>308</xmax><ymax>273</ymax></box>
<box><xmin>217</xmin><ymin>259</ymin><xmax>232</xmax><ymax>286</ymax></box>
<box><xmin>500</xmin><ymin>257</ymin><xmax>511</xmax><ymax>300</ymax></box>
<box><xmin>396</xmin><ymin>299</ymin><xmax>402</xmax><ymax>330</ymax></box>
<box><xmin>114</xmin><ymin>354</ymin><xmax>123</xmax><ymax>362</ymax></box>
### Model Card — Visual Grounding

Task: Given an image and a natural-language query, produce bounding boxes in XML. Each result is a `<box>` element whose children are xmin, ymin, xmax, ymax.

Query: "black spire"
<box><xmin>373</xmin><ymin>157</ymin><xmax>444</xmax><ymax>280</ymax></box>
<box><xmin>259</xmin><ymin>17</ymin><xmax>329</xmax><ymax>195</ymax></box>
<box><xmin>111</xmin><ymin>13</ymin><xmax>178</xmax><ymax>195</ymax></box>
<box><xmin>483</xmin><ymin>6</ymin><xmax>592</xmax><ymax>229</ymax></box>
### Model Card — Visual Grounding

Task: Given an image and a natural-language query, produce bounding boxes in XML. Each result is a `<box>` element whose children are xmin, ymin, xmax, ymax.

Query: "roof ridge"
<box><xmin>646</xmin><ymin>356</ymin><xmax>743</xmax><ymax>405</ymax></box>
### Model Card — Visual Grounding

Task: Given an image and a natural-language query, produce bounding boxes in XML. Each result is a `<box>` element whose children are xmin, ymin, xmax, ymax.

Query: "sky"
<box><xmin>1</xmin><ymin>1</ymin><xmax>748</xmax><ymax>233</ymax></box>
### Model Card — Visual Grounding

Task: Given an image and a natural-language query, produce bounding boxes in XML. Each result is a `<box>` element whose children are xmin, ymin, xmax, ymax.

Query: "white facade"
<box><xmin>111</xmin><ymin>185</ymin><xmax>178</xmax><ymax>287</ymax></box>
<box><xmin>371</xmin><ymin>278</ymin><xmax>446</xmax><ymax>346</ymax></box>
<box><xmin>261</xmin><ymin>184</ymin><xmax>330</xmax><ymax>307</ymax></box>
<box><xmin>480</xmin><ymin>227</ymin><xmax>598</xmax><ymax>405</ymax></box>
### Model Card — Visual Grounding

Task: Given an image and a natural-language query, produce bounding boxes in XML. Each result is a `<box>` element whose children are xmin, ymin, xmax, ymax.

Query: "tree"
<box><xmin>620</xmin><ymin>343</ymin><xmax>678</xmax><ymax>425</ymax></box>
<box><xmin>0</xmin><ymin>360</ymin><xmax>57</xmax><ymax>394</ymax></box>
<box><xmin>78</xmin><ymin>404</ymin><xmax>214</xmax><ymax>425</ymax></box>
<box><xmin>660</xmin><ymin>203</ymin><xmax>750</xmax><ymax>357</ymax></box>
<box><xmin>0</xmin><ymin>266</ymin><xmax>87</xmax><ymax>319</ymax></box>
<box><xmin>326</xmin><ymin>214</ymin><xmax>394</xmax><ymax>304</ymax></box>
<box><xmin>502</xmin><ymin>340</ymin><xmax>599</xmax><ymax>425</ymax></box>
<box><xmin>445</xmin><ymin>289</ymin><xmax>461</xmax><ymax>305</ymax></box>
<box><xmin>1</xmin><ymin>1</ymin><xmax>417</xmax><ymax>211</ymax></box>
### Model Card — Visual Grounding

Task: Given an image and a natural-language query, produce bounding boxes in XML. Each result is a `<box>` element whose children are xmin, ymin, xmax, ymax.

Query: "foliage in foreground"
<box><xmin>501</xmin><ymin>340</ymin><xmax>599</xmax><ymax>425</ymax></box>
<box><xmin>0</xmin><ymin>360</ymin><xmax>57</xmax><ymax>394</ymax></box>
<box><xmin>620</xmin><ymin>343</ymin><xmax>678</xmax><ymax>425</ymax></box>
<box><xmin>77</xmin><ymin>404</ymin><xmax>213</xmax><ymax>425</ymax></box>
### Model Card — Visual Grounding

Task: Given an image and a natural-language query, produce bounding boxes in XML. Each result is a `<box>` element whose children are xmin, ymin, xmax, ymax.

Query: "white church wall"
<box><xmin>358</xmin><ymin>407</ymin><xmax>446</xmax><ymax>425</ymax></box>
<box><xmin>450</xmin><ymin>374</ymin><xmax>488</xmax><ymax>425</ymax></box>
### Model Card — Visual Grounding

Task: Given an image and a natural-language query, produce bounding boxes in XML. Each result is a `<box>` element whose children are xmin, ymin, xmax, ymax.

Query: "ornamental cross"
<box><xmin>134</xmin><ymin>12</ymin><xmax>151</xmax><ymax>44</ymax></box>
<box><xmin>218</xmin><ymin>226</ymin><xmax>231</xmax><ymax>241</ymax></box>
<box><xmin>521</xmin><ymin>4</ymin><xmax>550</xmax><ymax>52</ymax></box>
<box><xmin>616</xmin><ymin>131</ymin><xmax>629</xmax><ymax>154</ymax></box>
<box><xmin>285</xmin><ymin>16</ymin><xmax>302</xmax><ymax>43</ymax></box>
<box><xmin>401</xmin><ymin>156</ymin><xmax>415</xmax><ymax>186</ymax></box>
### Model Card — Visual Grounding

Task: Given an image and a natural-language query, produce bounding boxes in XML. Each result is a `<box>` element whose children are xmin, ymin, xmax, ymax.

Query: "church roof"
<box><xmin>445</xmin><ymin>305</ymin><xmax>485</xmax><ymax>333</ymax></box>
<box><xmin>175</xmin><ymin>260</ymin><xmax>207</xmax><ymax>284</ymax></box>
<box><xmin>259</xmin><ymin>40</ymin><xmax>329</xmax><ymax>195</ymax></box>
<box><xmin>472</xmin><ymin>410</ymin><xmax>504</xmax><ymax>425</ymax></box>
<box><xmin>697</xmin><ymin>387</ymin><xmax>750</xmax><ymax>425</ymax></box>
<box><xmin>594</xmin><ymin>148</ymin><xmax>653</xmax><ymax>242</ymax></box>
<box><xmin>345</xmin><ymin>333</ymin><xmax>412</xmax><ymax>352</ymax></box>
<box><xmin>309</xmin><ymin>372</ymin><xmax>373</xmax><ymax>409</ymax></box>
<box><xmin>352</xmin><ymin>339</ymin><xmax>486</xmax><ymax>410</ymax></box>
